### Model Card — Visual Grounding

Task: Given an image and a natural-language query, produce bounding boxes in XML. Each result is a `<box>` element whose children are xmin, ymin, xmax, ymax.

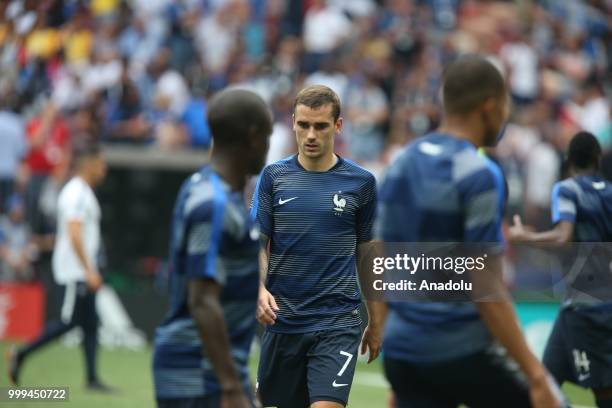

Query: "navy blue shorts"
<box><xmin>157</xmin><ymin>395</ymin><xmax>219</xmax><ymax>408</ymax></box>
<box><xmin>157</xmin><ymin>394</ymin><xmax>257</xmax><ymax>408</ymax></box>
<box><xmin>256</xmin><ymin>325</ymin><xmax>361</xmax><ymax>408</ymax></box>
<box><xmin>544</xmin><ymin>305</ymin><xmax>612</xmax><ymax>389</ymax></box>
<box><xmin>384</xmin><ymin>346</ymin><xmax>531</xmax><ymax>408</ymax></box>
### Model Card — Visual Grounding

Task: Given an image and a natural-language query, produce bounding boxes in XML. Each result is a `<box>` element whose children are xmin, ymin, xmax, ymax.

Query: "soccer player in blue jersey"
<box><xmin>509</xmin><ymin>131</ymin><xmax>612</xmax><ymax>408</ymax></box>
<box><xmin>376</xmin><ymin>56</ymin><xmax>562</xmax><ymax>407</ymax></box>
<box><xmin>152</xmin><ymin>88</ymin><xmax>272</xmax><ymax>408</ymax></box>
<box><xmin>251</xmin><ymin>85</ymin><xmax>383</xmax><ymax>408</ymax></box>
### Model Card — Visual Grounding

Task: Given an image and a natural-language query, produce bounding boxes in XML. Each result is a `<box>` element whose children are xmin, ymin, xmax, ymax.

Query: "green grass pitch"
<box><xmin>0</xmin><ymin>341</ymin><xmax>596</xmax><ymax>407</ymax></box>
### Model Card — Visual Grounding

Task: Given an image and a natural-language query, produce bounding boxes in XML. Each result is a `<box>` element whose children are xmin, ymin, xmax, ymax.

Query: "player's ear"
<box><xmin>292</xmin><ymin>114</ymin><xmax>297</xmax><ymax>131</ymax></box>
<box><xmin>482</xmin><ymin>97</ymin><xmax>496</xmax><ymax>114</ymax></box>
<box><xmin>335</xmin><ymin>116</ymin><xmax>343</xmax><ymax>134</ymax></box>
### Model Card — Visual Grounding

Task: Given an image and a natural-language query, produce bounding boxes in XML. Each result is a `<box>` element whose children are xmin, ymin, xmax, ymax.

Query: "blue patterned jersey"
<box><xmin>153</xmin><ymin>166</ymin><xmax>259</xmax><ymax>398</ymax></box>
<box><xmin>252</xmin><ymin>155</ymin><xmax>376</xmax><ymax>333</ymax></box>
<box><xmin>376</xmin><ymin>133</ymin><xmax>506</xmax><ymax>363</ymax></box>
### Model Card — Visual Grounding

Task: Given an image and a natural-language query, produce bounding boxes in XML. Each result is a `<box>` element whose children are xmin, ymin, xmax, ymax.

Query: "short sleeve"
<box><xmin>250</xmin><ymin>166</ymin><xmax>273</xmax><ymax>238</ymax></box>
<box><xmin>184</xmin><ymin>176</ymin><xmax>228</xmax><ymax>285</ymax></box>
<box><xmin>357</xmin><ymin>174</ymin><xmax>377</xmax><ymax>243</ymax></box>
<box><xmin>64</xmin><ymin>185</ymin><xmax>89</xmax><ymax>222</ymax></box>
<box><xmin>374</xmin><ymin>166</ymin><xmax>408</xmax><ymax>242</ymax></box>
<box><xmin>462</xmin><ymin>162</ymin><xmax>505</xmax><ymax>244</ymax></box>
<box><xmin>551</xmin><ymin>182</ymin><xmax>577</xmax><ymax>224</ymax></box>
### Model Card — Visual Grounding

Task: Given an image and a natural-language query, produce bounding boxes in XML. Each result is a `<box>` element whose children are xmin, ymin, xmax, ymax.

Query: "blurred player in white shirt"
<box><xmin>7</xmin><ymin>143</ymin><xmax>111</xmax><ymax>392</ymax></box>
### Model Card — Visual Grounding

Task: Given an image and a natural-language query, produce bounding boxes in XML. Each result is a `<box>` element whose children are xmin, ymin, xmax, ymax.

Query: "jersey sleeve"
<box><xmin>374</xmin><ymin>167</ymin><xmax>405</xmax><ymax>242</ymax></box>
<box><xmin>250</xmin><ymin>166</ymin><xmax>273</xmax><ymax>238</ymax></box>
<box><xmin>462</xmin><ymin>162</ymin><xmax>505</xmax><ymax>245</ymax></box>
<box><xmin>184</xmin><ymin>181</ymin><xmax>229</xmax><ymax>285</ymax></box>
<box><xmin>63</xmin><ymin>185</ymin><xmax>90</xmax><ymax>222</ymax></box>
<box><xmin>357</xmin><ymin>174</ymin><xmax>377</xmax><ymax>243</ymax></box>
<box><xmin>551</xmin><ymin>181</ymin><xmax>577</xmax><ymax>224</ymax></box>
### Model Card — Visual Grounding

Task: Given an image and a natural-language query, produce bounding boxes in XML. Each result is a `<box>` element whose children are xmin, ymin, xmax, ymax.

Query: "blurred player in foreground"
<box><xmin>252</xmin><ymin>85</ymin><xmax>383</xmax><ymax>408</ymax></box>
<box><xmin>152</xmin><ymin>89</ymin><xmax>272</xmax><ymax>408</ymax></box>
<box><xmin>510</xmin><ymin>131</ymin><xmax>612</xmax><ymax>408</ymax></box>
<box><xmin>376</xmin><ymin>56</ymin><xmax>563</xmax><ymax>407</ymax></box>
<box><xmin>7</xmin><ymin>143</ymin><xmax>110</xmax><ymax>391</ymax></box>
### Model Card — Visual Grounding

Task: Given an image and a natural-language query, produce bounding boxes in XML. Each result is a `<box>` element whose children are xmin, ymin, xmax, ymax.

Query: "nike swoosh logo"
<box><xmin>332</xmin><ymin>380</ymin><xmax>349</xmax><ymax>388</ymax></box>
<box><xmin>278</xmin><ymin>197</ymin><xmax>298</xmax><ymax>205</ymax></box>
<box><xmin>578</xmin><ymin>373</ymin><xmax>590</xmax><ymax>382</ymax></box>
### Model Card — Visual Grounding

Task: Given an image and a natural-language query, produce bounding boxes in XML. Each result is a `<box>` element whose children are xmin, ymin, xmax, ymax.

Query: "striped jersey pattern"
<box><xmin>252</xmin><ymin>155</ymin><xmax>376</xmax><ymax>333</ymax></box>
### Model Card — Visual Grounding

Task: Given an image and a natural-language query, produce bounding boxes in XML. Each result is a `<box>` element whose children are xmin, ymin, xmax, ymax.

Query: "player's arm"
<box><xmin>188</xmin><ymin>278</ymin><xmax>247</xmax><ymax>401</ymax></box>
<box><xmin>185</xmin><ymin>197</ymin><xmax>250</xmax><ymax>406</ymax></box>
<box><xmin>256</xmin><ymin>234</ymin><xmax>278</xmax><ymax>325</ymax></box>
<box><xmin>466</xmin><ymin>167</ymin><xmax>562</xmax><ymax>408</ymax></box>
<box><xmin>473</xmin><ymin>258</ymin><xmax>562</xmax><ymax>407</ymax></box>
<box><xmin>358</xmin><ymin>175</ymin><xmax>386</xmax><ymax>363</ymax></box>
<box><xmin>356</xmin><ymin>238</ymin><xmax>387</xmax><ymax>365</ymax></box>
<box><xmin>509</xmin><ymin>216</ymin><xmax>574</xmax><ymax>244</ymax></box>
<box><xmin>67</xmin><ymin>220</ymin><xmax>102</xmax><ymax>291</ymax></box>
<box><xmin>359</xmin><ymin>241</ymin><xmax>387</xmax><ymax>364</ymax></box>
<box><xmin>251</xmin><ymin>167</ymin><xmax>278</xmax><ymax>325</ymax></box>
<box><xmin>509</xmin><ymin>182</ymin><xmax>576</xmax><ymax>244</ymax></box>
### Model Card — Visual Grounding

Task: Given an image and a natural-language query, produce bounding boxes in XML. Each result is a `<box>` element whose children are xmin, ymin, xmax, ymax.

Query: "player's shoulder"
<box><xmin>59</xmin><ymin>177</ymin><xmax>89</xmax><ymax>201</ymax></box>
<box><xmin>578</xmin><ymin>175</ymin><xmax>612</xmax><ymax>193</ymax></box>
<box><xmin>261</xmin><ymin>155</ymin><xmax>295</xmax><ymax>177</ymax></box>
<box><xmin>182</xmin><ymin>167</ymin><xmax>225</xmax><ymax>218</ymax></box>
<box><xmin>338</xmin><ymin>157</ymin><xmax>376</xmax><ymax>183</ymax></box>
<box><xmin>554</xmin><ymin>177</ymin><xmax>581</xmax><ymax>195</ymax></box>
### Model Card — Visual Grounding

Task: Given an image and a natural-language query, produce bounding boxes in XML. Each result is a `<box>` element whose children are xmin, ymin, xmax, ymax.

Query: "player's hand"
<box><xmin>220</xmin><ymin>388</ymin><xmax>251</xmax><ymax>408</ymax></box>
<box><xmin>86</xmin><ymin>271</ymin><xmax>103</xmax><ymax>292</ymax></box>
<box><xmin>528</xmin><ymin>372</ymin><xmax>565</xmax><ymax>408</ymax></box>
<box><xmin>508</xmin><ymin>214</ymin><xmax>526</xmax><ymax>242</ymax></box>
<box><xmin>360</xmin><ymin>324</ymin><xmax>383</xmax><ymax>363</ymax></box>
<box><xmin>257</xmin><ymin>286</ymin><xmax>278</xmax><ymax>325</ymax></box>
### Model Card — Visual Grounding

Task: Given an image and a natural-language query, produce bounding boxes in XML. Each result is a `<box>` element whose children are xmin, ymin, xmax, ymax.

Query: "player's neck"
<box><xmin>571</xmin><ymin>167</ymin><xmax>599</xmax><ymax>178</ymax></box>
<box><xmin>76</xmin><ymin>172</ymin><xmax>96</xmax><ymax>188</ymax></box>
<box><xmin>210</xmin><ymin>155</ymin><xmax>247</xmax><ymax>191</ymax></box>
<box><xmin>297</xmin><ymin>152</ymin><xmax>338</xmax><ymax>172</ymax></box>
<box><xmin>438</xmin><ymin>117</ymin><xmax>483</xmax><ymax>148</ymax></box>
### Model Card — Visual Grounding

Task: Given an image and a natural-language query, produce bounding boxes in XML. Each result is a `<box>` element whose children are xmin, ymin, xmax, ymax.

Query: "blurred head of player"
<box><xmin>207</xmin><ymin>88</ymin><xmax>272</xmax><ymax>176</ymax></box>
<box><xmin>73</xmin><ymin>143</ymin><xmax>107</xmax><ymax>187</ymax></box>
<box><xmin>292</xmin><ymin>85</ymin><xmax>342</xmax><ymax>165</ymax></box>
<box><xmin>567</xmin><ymin>131</ymin><xmax>602</xmax><ymax>175</ymax></box>
<box><xmin>441</xmin><ymin>56</ymin><xmax>509</xmax><ymax>147</ymax></box>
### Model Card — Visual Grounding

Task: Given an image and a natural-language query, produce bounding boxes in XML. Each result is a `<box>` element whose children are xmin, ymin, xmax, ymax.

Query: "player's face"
<box><xmin>482</xmin><ymin>94</ymin><xmax>510</xmax><ymax>147</ymax></box>
<box><xmin>293</xmin><ymin>103</ymin><xmax>341</xmax><ymax>161</ymax></box>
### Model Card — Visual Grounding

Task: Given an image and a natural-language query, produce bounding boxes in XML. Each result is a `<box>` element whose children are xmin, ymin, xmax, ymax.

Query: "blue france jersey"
<box><xmin>551</xmin><ymin>175</ymin><xmax>612</xmax><ymax>306</ymax></box>
<box><xmin>552</xmin><ymin>175</ymin><xmax>612</xmax><ymax>242</ymax></box>
<box><xmin>153</xmin><ymin>166</ymin><xmax>260</xmax><ymax>399</ymax></box>
<box><xmin>252</xmin><ymin>155</ymin><xmax>376</xmax><ymax>333</ymax></box>
<box><xmin>376</xmin><ymin>133</ymin><xmax>506</xmax><ymax>363</ymax></box>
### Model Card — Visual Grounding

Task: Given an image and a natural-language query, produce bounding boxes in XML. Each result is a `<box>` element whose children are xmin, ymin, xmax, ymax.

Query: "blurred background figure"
<box><xmin>0</xmin><ymin>194</ymin><xmax>37</xmax><ymax>282</ymax></box>
<box><xmin>0</xmin><ymin>88</ymin><xmax>26</xmax><ymax>214</ymax></box>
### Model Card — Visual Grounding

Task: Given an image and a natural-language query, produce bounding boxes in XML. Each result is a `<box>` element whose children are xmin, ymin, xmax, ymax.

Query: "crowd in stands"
<box><xmin>0</xmin><ymin>0</ymin><xmax>610</xmax><ymax>280</ymax></box>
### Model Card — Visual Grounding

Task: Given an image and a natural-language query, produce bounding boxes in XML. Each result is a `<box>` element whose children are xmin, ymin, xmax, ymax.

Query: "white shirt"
<box><xmin>52</xmin><ymin>177</ymin><xmax>101</xmax><ymax>284</ymax></box>
<box><xmin>500</xmin><ymin>42</ymin><xmax>538</xmax><ymax>99</ymax></box>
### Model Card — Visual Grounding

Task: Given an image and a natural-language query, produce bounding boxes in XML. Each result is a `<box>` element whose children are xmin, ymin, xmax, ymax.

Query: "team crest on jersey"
<box><xmin>333</xmin><ymin>192</ymin><xmax>346</xmax><ymax>214</ymax></box>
